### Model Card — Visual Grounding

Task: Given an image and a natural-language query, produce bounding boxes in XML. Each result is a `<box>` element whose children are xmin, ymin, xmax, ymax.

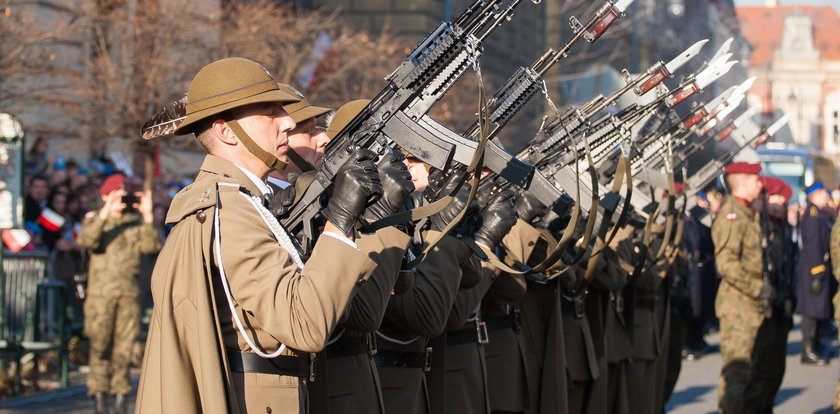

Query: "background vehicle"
<box><xmin>756</xmin><ymin>143</ymin><xmax>838</xmax><ymax>205</ymax></box>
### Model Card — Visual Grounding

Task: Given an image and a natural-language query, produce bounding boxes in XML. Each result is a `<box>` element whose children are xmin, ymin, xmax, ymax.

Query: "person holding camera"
<box><xmin>77</xmin><ymin>173</ymin><xmax>162</xmax><ymax>414</ymax></box>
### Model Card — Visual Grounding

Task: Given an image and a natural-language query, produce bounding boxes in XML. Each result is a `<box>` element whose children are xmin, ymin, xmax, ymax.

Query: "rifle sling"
<box><xmin>404</xmin><ymin>65</ymin><xmax>491</xmax><ymax>268</ymax></box>
<box><xmin>655</xmin><ymin>170</ymin><xmax>676</xmax><ymax>259</ymax></box>
<box><xmin>575</xmin><ymin>154</ymin><xmax>631</xmax><ymax>293</ymax></box>
<box><xmin>546</xmin><ymin>127</ymin><xmax>601</xmax><ymax>279</ymax></box>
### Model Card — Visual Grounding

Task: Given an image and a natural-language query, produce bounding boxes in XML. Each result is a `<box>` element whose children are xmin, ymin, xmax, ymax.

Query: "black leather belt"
<box><xmin>226</xmin><ymin>350</ymin><xmax>315</xmax><ymax>381</ymax></box>
<box><xmin>561</xmin><ymin>294</ymin><xmax>586</xmax><ymax>319</ymax></box>
<box><xmin>326</xmin><ymin>333</ymin><xmax>377</xmax><ymax>359</ymax></box>
<box><xmin>634</xmin><ymin>297</ymin><xmax>658</xmax><ymax>309</ymax></box>
<box><xmin>373</xmin><ymin>348</ymin><xmax>433</xmax><ymax>372</ymax></box>
<box><xmin>483</xmin><ymin>310</ymin><xmax>521</xmax><ymax>333</ymax></box>
<box><xmin>447</xmin><ymin>319</ymin><xmax>489</xmax><ymax>346</ymax></box>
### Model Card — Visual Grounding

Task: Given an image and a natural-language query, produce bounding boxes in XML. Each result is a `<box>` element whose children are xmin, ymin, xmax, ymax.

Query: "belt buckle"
<box><xmin>476</xmin><ymin>320</ymin><xmax>490</xmax><ymax>345</ymax></box>
<box><xmin>423</xmin><ymin>347</ymin><xmax>433</xmax><ymax>372</ymax></box>
<box><xmin>309</xmin><ymin>353</ymin><xmax>317</xmax><ymax>382</ymax></box>
<box><xmin>366</xmin><ymin>332</ymin><xmax>378</xmax><ymax>356</ymax></box>
<box><xmin>574</xmin><ymin>296</ymin><xmax>585</xmax><ymax>319</ymax></box>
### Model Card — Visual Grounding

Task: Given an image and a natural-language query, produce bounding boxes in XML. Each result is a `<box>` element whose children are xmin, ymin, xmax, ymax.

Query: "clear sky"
<box><xmin>734</xmin><ymin>0</ymin><xmax>840</xmax><ymax>13</ymax></box>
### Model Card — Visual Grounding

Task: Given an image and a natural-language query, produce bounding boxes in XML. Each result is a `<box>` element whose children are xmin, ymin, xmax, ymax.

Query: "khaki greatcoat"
<box><xmin>135</xmin><ymin>155</ymin><xmax>380</xmax><ymax>414</ymax></box>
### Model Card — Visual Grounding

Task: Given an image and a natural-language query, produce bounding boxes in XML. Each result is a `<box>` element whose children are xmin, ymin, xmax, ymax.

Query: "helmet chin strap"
<box><xmin>285</xmin><ymin>147</ymin><xmax>316</xmax><ymax>173</ymax></box>
<box><xmin>226</xmin><ymin>119</ymin><xmax>287</xmax><ymax>171</ymax></box>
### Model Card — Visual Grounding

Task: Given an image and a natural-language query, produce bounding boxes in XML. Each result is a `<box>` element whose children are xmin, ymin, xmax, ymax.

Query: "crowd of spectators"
<box><xmin>18</xmin><ymin>137</ymin><xmax>185</xmax><ymax>309</ymax></box>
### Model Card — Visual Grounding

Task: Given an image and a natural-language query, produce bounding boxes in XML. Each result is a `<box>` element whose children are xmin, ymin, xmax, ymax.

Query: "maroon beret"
<box><xmin>759</xmin><ymin>176</ymin><xmax>792</xmax><ymax>203</ymax></box>
<box><xmin>99</xmin><ymin>174</ymin><xmax>125</xmax><ymax>196</ymax></box>
<box><xmin>723</xmin><ymin>162</ymin><xmax>761</xmax><ymax>175</ymax></box>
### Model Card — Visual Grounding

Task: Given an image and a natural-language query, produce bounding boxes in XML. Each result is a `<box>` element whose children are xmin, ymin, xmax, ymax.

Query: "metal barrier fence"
<box><xmin>1</xmin><ymin>250</ymin><xmax>49</xmax><ymax>343</ymax></box>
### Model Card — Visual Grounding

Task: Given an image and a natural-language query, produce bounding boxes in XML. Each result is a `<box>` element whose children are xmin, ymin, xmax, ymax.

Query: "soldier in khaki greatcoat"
<box><xmin>78</xmin><ymin>173</ymin><xmax>161</xmax><ymax>414</ymax></box>
<box><xmin>711</xmin><ymin>161</ymin><xmax>769</xmax><ymax>414</ymax></box>
<box><xmin>135</xmin><ymin>57</ymin><xmax>403</xmax><ymax>414</ymax></box>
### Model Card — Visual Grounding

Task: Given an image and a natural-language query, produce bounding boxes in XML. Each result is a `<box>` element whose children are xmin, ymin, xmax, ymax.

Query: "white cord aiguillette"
<box><xmin>214</xmin><ymin>182</ymin><xmax>304</xmax><ymax>358</ymax></box>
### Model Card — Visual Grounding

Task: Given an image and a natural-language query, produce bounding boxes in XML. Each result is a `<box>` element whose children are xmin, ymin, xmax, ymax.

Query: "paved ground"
<box><xmin>0</xmin><ymin>318</ymin><xmax>837</xmax><ymax>413</ymax></box>
<box><xmin>667</xmin><ymin>316</ymin><xmax>838</xmax><ymax>414</ymax></box>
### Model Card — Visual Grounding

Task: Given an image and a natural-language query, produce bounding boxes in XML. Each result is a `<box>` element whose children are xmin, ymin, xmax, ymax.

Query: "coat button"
<box><xmin>265</xmin><ymin>408</ymin><xmax>272</xmax><ymax>414</ymax></box>
<box><xmin>197</xmin><ymin>211</ymin><xmax>206</xmax><ymax>223</ymax></box>
<box><xmin>528</xmin><ymin>241</ymin><xmax>535</xmax><ymax>246</ymax></box>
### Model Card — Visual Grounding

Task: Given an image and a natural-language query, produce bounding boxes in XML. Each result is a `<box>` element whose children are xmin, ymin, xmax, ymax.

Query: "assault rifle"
<box><xmin>279</xmin><ymin>0</ymin><xmax>533</xmax><ymax>249</ymax></box>
<box><xmin>661</xmin><ymin>104</ymin><xmax>762</xmax><ymax>172</ymax></box>
<box><xmin>682</xmin><ymin>114</ymin><xmax>791</xmax><ymax>226</ymax></box>
<box><xmin>472</xmin><ymin>39</ymin><xmax>710</xmax><ymax>220</ymax></box>
<box><xmin>411</xmin><ymin>0</ymin><xmax>636</xmax><ymax>217</ymax></box>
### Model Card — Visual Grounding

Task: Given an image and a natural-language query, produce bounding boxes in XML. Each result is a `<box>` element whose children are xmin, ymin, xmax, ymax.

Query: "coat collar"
<box><xmin>198</xmin><ymin>154</ymin><xmax>264</xmax><ymax>197</ymax></box>
<box><xmin>164</xmin><ymin>155</ymin><xmax>265</xmax><ymax>225</ymax></box>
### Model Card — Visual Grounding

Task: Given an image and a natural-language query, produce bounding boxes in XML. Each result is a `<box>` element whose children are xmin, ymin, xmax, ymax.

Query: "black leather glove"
<box><xmin>364</xmin><ymin>151</ymin><xmax>415</xmax><ymax>222</ymax></box>
<box><xmin>472</xmin><ymin>190</ymin><xmax>517</xmax><ymax>249</ymax></box>
<box><xmin>428</xmin><ymin>171</ymin><xmax>474</xmax><ymax>232</ymax></box>
<box><xmin>514</xmin><ymin>191</ymin><xmax>548</xmax><ymax>224</ymax></box>
<box><xmin>268</xmin><ymin>185</ymin><xmax>295</xmax><ymax>218</ymax></box>
<box><xmin>322</xmin><ymin>148</ymin><xmax>383</xmax><ymax>235</ymax></box>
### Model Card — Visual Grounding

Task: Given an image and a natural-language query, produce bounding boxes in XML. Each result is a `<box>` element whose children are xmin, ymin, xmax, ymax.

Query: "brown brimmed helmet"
<box><xmin>326</xmin><ymin>99</ymin><xmax>370</xmax><ymax>139</ymax></box>
<box><xmin>277</xmin><ymin>83</ymin><xmax>332</xmax><ymax>124</ymax></box>
<box><xmin>173</xmin><ymin>57</ymin><xmax>300</xmax><ymax>136</ymax></box>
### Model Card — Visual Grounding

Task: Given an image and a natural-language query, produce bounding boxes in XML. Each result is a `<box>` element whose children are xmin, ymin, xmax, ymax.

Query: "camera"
<box><xmin>122</xmin><ymin>194</ymin><xmax>139</xmax><ymax>213</ymax></box>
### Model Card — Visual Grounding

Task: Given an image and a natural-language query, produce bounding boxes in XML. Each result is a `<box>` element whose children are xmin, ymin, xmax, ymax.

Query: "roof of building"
<box><xmin>736</xmin><ymin>5</ymin><xmax>840</xmax><ymax>67</ymax></box>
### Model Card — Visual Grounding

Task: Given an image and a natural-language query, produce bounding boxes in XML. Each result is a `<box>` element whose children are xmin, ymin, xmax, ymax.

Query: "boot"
<box><xmin>113</xmin><ymin>394</ymin><xmax>128</xmax><ymax>414</ymax></box>
<box><xmin>801</xmin><ymin>341</ymin><xmax>829</xmax><ymax>366</ymax></box>
<box><xmin>93</xmin><ymin>392</ymin><xmax>108</xmax><ymax>414</ymax></box>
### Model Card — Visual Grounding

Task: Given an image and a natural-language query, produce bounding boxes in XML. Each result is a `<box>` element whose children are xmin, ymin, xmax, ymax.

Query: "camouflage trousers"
<box><xmin>84</xmin><ymin>294</ymin><xmax>140</xmax><ymax>396</ymax></box>
<box><xmin>715</xmin><ymin>282</ymin><xmax>765</xmax><ymax>414</ymax></box>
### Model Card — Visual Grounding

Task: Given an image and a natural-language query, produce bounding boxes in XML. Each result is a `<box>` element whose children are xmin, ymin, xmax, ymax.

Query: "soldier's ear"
<box><xmin>213</xmin><ymin>119</ymin><xmax>239</xmax><ymax>147</ymax></box>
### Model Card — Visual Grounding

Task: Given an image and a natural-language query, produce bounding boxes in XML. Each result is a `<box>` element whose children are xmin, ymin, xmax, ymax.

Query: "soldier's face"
<box><xmin>286</xmin><ymin>118</ymin><xmax>330</xmax><ymax>174</ymax></box>
<box><xmin>767</xmin><ymin>194</ymin><xmax>787</xmax><ymax>205</ymax></box>
<box><xmin>809</xmin><ymin>189</ymin><xmax>830</xmax><ymax>208</ymax></box>
<box><xmin>405</xmin><ymin>158</ymin><xmax>429</xmax><ymax>192</ymax></box>
<box><xmin>236</xmin><ymin>102</ymin><xmax>296</xmax><ymax>171</ymax></box>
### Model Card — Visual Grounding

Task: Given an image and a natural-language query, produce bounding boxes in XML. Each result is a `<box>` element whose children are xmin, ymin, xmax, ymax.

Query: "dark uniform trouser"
<box><xmin>747</xmin><ymin>312</ymin><xmax>792</xmax><ymax>412</ymax></box>
<box><xmin>663</xmin><ymin>308</ymin><xmax>686</xmax><ymax>405</ymax></box>
<box><xmin>84</xmin><ymin>294</ymin><xmax>140</xmax><ymax>396</ymax></box>
<box><xmin>801</xmin><ymin>316</ymin><xmax>827</xmax><ymax>349</ymax></box>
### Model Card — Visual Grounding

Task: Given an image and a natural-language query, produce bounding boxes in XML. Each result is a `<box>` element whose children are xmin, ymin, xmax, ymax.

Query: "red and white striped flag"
<box><xmin>2</xmin><ymin>229</ymin><xmax>32</xmax><ymax>253</ymax></box>
<box><xmin>38</xmin><ymin>207</ymin><xmax>65</xmax><ymax>232</ymax></box>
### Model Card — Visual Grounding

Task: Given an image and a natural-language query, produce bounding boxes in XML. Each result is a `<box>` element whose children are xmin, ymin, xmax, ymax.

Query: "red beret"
<box><xmin>759</xmin><ymin>176</ymin><xmax>792</xmax><ymax>203</ymax></box>
<box><xmin>99</xmin><ymin>174</ymin><xmax>125</xmax><ymax>196</ymax></box>
<box><xmin>724</xmin><ymin>162</ymin><xmax>761</xmax><ymax>175</ymax></box>
<box><xmin>661</xmin><ymin>182</ymin><xmax>684</xmax><ymax>199</ymax></box>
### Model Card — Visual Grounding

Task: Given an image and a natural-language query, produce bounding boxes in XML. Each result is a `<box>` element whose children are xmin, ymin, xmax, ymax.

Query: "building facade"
<box><xmin>737</xmin><ymin>3</ymin><xmax>840</xmax><ymax>158</ymax></box>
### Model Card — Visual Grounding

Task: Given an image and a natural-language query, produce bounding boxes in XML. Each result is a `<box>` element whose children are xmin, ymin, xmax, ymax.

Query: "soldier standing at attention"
<box><xmin>135</xmin><ymin>57</ymin><xmax>392</xmax><ymax>414</ymax></box>
<box><xmin>712</xmin><ymin>161</ymin><xmax>770</xmax><ymax>414</ymax></box>
<box><xmin>751</xmin><ymin>176</ymin><xmax>796</xmax><ymax>412</ymax></box>
<box><xmin>796</xmin><ymin>181</ymin><xmax>835</xmax><ymax>366</ymax></box>
<box><xmin>77</xmin><ymin>173</ymin><xmax>161</xmax><ymax>414</ymax></box>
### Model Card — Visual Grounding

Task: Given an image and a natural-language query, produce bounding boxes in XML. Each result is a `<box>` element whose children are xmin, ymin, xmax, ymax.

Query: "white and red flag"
<box><xmin>2</xmin><ymin>229</ymin><xmax>32</xmax><ymax>253</ymax></box>
<box><xmin>38</xmin><ymin>207</ymin><xmax>65</xmax><ymax>232</ymax></box>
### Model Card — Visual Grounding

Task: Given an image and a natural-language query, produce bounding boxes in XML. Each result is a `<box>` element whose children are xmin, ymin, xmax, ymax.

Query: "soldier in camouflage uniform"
<box><xmin>78</xmin><ymin>174</ymin><xmax>161</xmax><ymax>414</ymax></box>
<box><xmin>711</xmin><ymin>162</ymin><xmax>772</xmax><ymax>414</ymax></box>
